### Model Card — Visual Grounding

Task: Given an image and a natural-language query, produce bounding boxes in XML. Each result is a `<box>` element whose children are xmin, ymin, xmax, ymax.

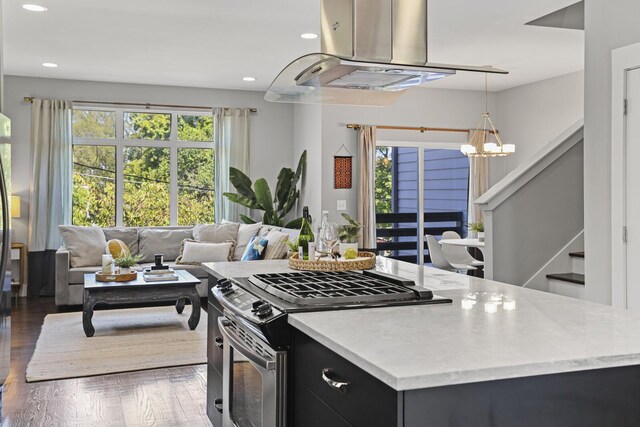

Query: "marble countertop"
<box><xmin>203</xmin><ymin>258</ymin><xmax>640</xmax><ymax>391</ymax></box>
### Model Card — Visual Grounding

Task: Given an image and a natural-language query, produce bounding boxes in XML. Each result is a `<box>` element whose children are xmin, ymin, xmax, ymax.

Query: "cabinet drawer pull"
<box><xmin>214</xmin><ymin>336</ymin><xmax>223</xmax><ymax>348</ymax></box>
<box><xmin>214</xmin><ymin>398</ymin><xmax>223</xmax><ymax>413</ymax></box>
<box><xmin>322</xmin><ymin>368</ymin><xmax>349</xmax><ymax>393</ymax></box>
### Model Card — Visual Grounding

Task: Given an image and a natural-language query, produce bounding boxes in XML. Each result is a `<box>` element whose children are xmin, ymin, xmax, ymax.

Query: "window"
<box><xmin>72</xmin><ymin>107</ymin><xmax>214</xmax><ymax>227</ymax></box>
<box><xmin>375</xmin><ymin>144</ymin><xmax>470</xmax><ymax>264</ymax></box>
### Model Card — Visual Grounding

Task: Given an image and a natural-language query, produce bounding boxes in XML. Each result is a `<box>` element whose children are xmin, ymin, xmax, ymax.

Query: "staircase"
<box><xmin>546</xmin><ymin>252</ymin><xmax>585</xmax><ymax>299</ymax></box>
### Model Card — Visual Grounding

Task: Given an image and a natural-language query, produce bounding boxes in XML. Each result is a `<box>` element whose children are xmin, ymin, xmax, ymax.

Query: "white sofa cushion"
<box><xmin>103</xmin><ymin>228</ymin><xmax>139</xmax><ymax>255</ymax></box>
<box><xmin>222</xmin><ymin>220</ymin><xmax>263</xmax><ymax>261</ymax></box>
<box><xmin>193</xmin><ymin>223</ymin><xmax>239</xmax><ymax>243</ymax></box>
<box><xmin>138</xmin><ymin>228</ymin><xmax>193</xmax><ymax>262</ymax></box>
<box><xmin>59</xmin><ymin>225</ymin><xmax>107</xmax><ymax>268</ymax></box>
<box><xmin>175</xmin><ymin>239</ymin><xmax>235</xmax><ymax>264</ymax></box>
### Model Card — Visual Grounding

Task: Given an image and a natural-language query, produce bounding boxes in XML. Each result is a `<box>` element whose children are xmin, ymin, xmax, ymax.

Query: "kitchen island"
<box><xmin>204</xmin><ymin>258</ymin><xmax>640</xmax><ymax>426</ymax></box>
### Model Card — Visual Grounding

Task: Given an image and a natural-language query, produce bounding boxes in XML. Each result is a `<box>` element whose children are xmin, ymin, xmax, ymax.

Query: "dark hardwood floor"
<box><xmin>2</xmin><ymin>297</ymin><xmax>211</xmax><ymax>427</ymax></box>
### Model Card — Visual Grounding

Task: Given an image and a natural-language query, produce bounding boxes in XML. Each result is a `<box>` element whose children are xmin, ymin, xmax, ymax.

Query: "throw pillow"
<box><xmin>103</xmin><ymin>228</ymin><xmax>139</xmax><ymax>255</ymax></box>
<box><xmin>241</xmin><ymin>235</ymin><xmax>268</xmax><ymax>261</ymax></box>
<box><xmin>106</xmin><ymin>239</ymin><xmax>131</xmax><ymax>259</ymax></box>
<box><xmin>175</xmin><ymin>239</ymin><xmax>235</xmax><ymax>265</ymax></box>
<box><xmin>138</xmin><ymin>228</ymin><xmax>194</xmax><ymax>262</ymax></box>
<box><xmin>263</xmin><ymin>230</ymin><xmax>290</xmax><ymax>260</ymax></box>
<box><xmin>258</xmin><ymin>224</ymin><xmax>280</xmax><ymax>237</ymax></box>
<box><xmin>223</xmin><ymin>220</ymin><xmax>263</xmax><ymax>261</ymax></box>
<box><xmin>193</xmin><ymin>223</ymin><xmax>239</xmax><ymax>243</ymax></box>
<box><xmin>59</xmin><ymin>225</ymin><xmax>108</xmax><ymax>268</ymax></box>
<box><xmin>279</xmin><ymin>227</ymin><xmax>301</xmax><ymax>242</ymax></box>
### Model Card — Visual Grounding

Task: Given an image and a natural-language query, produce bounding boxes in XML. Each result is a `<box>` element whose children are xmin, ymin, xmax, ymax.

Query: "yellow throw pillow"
<box><xmin>106</xmin><ymin>239</ymin><xmax>131</xmax><ymax>259</ymax></box>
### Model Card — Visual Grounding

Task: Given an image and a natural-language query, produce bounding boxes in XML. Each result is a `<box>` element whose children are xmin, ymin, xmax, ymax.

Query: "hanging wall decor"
<box><xmin>334</xmin><ymin>144</ymin><xmax>353</xmax><ymax>189</ymax></box>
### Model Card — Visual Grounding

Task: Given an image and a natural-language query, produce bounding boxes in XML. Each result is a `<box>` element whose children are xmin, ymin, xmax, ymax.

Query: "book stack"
<box><xmin>142</xmin><ymin>268</ymin><xmax>179</xmax><ymax>282</ymax></box>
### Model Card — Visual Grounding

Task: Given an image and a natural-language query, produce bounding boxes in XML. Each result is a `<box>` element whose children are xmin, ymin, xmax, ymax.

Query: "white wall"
<box><xmin>3</xmin><ymin>75</ymin><xmax>294</xmax><ymax>248</ymax></box>
<box><xmin>496</xmin><ymin>71</ymin><xmax>584</xmax><ymax>174</ymax></box>
<box><xmin>318</xmin><ymin>86</ymin><xmax>501</xmax><ymax>224</ymax></box>
<box><xmin>293</xmin><ymin>104</ymin><xmax>322</xmax><ymax>220</ymax></box>
<box><xmin>584</xmin><ymin>0</ymin><xmax>640</xmax><ymax>304</ymax></box>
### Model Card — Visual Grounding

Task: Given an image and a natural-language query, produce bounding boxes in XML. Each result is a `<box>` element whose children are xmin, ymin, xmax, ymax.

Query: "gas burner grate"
<box><xmin>249</xmin><ymin>271</ymin><xmax>419</xmax><ymax>305</ymax></box>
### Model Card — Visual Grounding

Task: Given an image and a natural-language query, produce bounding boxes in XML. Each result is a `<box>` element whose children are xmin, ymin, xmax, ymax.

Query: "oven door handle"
<box><xmin>218</xmin><ymin>317</ymin><xmax>275</xmax><ymax>371</ymax></box>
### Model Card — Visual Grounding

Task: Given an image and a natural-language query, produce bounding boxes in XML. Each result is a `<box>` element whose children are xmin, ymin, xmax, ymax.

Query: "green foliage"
<box><xmin>124</xmin><ymin>112</ymin><xmax>171</xmax><ymax>140</ymax></box>
<box><xmin>223</xmin><ymin>151</ymin><xmax>307</xmax><ymax>227</ymax></box>
<box><xmin>72</xmin><ymin>110</ymin><xmax>214</xmax><ymax>227</ymax></box>
<box><xmin>375</xmin><ymin>146</ymin><xmax>393</xmax><ymax>215</ymax></box>
<box><xmin>72</xmin><ymin>145</ymin><xmax>116</xmax><ymax>226</ymax></box>
<box><xmin>114</xmin><ymin>254</ymin><xmax>143</xmax><ymax>268</ymax></box>
<box><xmin>375</xmin><ymin>146</ymin><xmax>393</xmax><ymax>241</ymax></box>
<box><xmin>468</xmin><ymin>221</ymin><xmax>484</xmax><ymax>232</ymax></box>
<box><xmin>72</xmin><ymin>110</ymin><xmax>115</xmax><ymax>138</ymax></box>
<box><xmin>178</xmin><ymin>115</ymin><xmax>213</xmax><ymax>141</ymax></box>
<box><xmin>287</xmin><ymin>238</ymin><xmax>300</xmax><ymax>252</ymax></box>
<box><xmin>178</xmin><ymin>148</ymin><xmax>215</xmax><ymax>225</ymax></box>
<box><xmin>338</xmin><ymin>213</ymin><xmax>363</xmax><ymax>243</ymax></box>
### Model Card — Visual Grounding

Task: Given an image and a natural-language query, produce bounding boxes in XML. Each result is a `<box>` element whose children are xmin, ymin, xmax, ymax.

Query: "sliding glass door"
<box><xmin>375</xmin><ymin>143</ymin><xmax>469</xmax><ymax>265</ymax></box>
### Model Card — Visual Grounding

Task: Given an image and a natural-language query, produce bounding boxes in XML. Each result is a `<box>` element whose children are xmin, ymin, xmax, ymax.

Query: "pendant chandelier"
<box><xmin>461</xmin><ymin>73</ymin><xmax>515</xmax><ymax>157</ymax></box>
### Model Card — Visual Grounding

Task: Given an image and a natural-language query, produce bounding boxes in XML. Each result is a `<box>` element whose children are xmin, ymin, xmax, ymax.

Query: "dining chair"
<box><xmin>441</xmin><ymin>231</ymin><xmax>484</xmax><ymax>267</ymax></box>
<box><xmin>425</xmin><ymin>235</ymin><xmax>476</xmax><ymax>274</ymax></box>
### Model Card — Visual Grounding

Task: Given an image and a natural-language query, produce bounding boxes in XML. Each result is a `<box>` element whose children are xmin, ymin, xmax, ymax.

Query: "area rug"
<box><xmin>26</xmin><ymin>305</ymin><xmax>207</xmax><ymax>382</ymax></box>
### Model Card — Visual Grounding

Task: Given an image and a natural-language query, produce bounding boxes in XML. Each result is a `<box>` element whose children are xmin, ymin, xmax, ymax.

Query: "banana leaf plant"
<box><xmin>223</xmin><ymin>150</ymin><xmax>307</xmax><ymax>228</ymax></box>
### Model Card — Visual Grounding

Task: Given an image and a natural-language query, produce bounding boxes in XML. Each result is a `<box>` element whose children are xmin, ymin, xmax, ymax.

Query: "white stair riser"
<box><xmin>548</xmin><ymin>278</ymin><xmax>585</xmax><ymax>299</ymax></box>
<box><xmin>572</xmin><ymin>257</ymin><xmax>585</xmax><ymax>275</ymax></box>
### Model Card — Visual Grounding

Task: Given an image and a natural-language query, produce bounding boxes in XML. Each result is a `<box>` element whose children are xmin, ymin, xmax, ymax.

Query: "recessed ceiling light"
<box><xmin>42</xmin><ymin>62</ymin><xmax>58</xmax><ymax>68</ymax></box>
<box><xmin>242</xmin><ymin>77</ymin><xmax>256</xmax><ymax>82</ymax></box>
<box><xmin>300</xmin><ymin>33</ymin><xmax>318</xmax><ymax>39</ymax></box>
<box><xmin>22</xmin><ymin>4</ymin><xmax>48</xmax><ymax>12</ymax></box>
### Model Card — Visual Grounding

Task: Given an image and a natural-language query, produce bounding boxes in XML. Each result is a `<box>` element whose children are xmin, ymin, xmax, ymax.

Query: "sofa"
<box><xmin>55</xmin><ymin>223</ymin><xmax>298</xmax><ymax>306</ymax></box>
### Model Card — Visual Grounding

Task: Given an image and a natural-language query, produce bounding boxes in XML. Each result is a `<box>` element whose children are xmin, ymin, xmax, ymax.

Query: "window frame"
<box><xmin>375</xmin><ymin>140</ymin><xmax>470</xmax><ymax>265</ymax></box>
<box><xmin>72</xmin><ymin>105</ymin><xmax>214</xmax><ymax>227</ymax></box>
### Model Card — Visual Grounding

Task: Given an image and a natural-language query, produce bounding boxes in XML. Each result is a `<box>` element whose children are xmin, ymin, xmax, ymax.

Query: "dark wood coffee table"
<box><xmin>82</xmin><ymin>270</ymin><xmax>201</xmax><ymax>337</ymax></box>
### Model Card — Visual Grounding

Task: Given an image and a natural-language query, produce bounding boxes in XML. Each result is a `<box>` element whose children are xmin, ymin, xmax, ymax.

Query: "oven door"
<box><xmin>218</xmin><ymin>316</ymin><xmax>287</xmax><ymax>427</ymax></box>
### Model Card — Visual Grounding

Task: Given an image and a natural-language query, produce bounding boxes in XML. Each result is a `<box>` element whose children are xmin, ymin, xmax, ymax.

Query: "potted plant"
<box><xmin>114</xmin><ymin>254</ymin><xmax>143</xmax><ymax>274</ymax></box>
<box><xmin>468</xmin><ymin>221</ymin><xmax>485</xmax><ymax>242</ymax></box>
<box><xmin>286</xmin><ymin>238</ymin><xmax>300</xmax><ymax>258</ymax></box>
<box><xmin>338</xmin><ymin>213</ymin><xmax>362</xmax><ymax>258</ymax></box>
<box><xmin>223</xmin><ymin>151</ymin><xmax>307</xmax><ymax>228</ymax></box>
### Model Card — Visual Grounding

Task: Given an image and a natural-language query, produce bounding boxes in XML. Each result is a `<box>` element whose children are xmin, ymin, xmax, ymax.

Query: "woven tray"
<box><xmin>288</xmin><ymin>252</ymin><xmax>376</xmax><ymax>271</ymax></box>
<box><xmin>95</xmin><ymin>271</ymin><xmax>138</xmax><ymax>282</ymax></box>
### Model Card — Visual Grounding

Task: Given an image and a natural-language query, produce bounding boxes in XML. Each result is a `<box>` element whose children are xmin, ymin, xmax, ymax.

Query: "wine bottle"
<box><xmin>299</xmin><ymin>207</ymin><xmax>315</xmax><ymax>260</ymax></box>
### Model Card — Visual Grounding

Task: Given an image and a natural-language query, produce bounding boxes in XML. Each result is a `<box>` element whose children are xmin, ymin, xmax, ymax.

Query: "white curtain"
<box><xmin>467</xmin><ymin>130</ymin><xmax>489</xmax><ymax>225</ymax></box>
<box><xmin>358</xmin><ymin>126</ymin><xmax>377</xmax><ymax>249</ymax></box>
<box><xmin>29</xmin><ymin>99</ymin><xmax>73</xmax><ymax>251</ymax></box>
<box><xmin>214</xmin><ymin>108</ymin><xmax>251</xmax><ymax>223</ymax></box>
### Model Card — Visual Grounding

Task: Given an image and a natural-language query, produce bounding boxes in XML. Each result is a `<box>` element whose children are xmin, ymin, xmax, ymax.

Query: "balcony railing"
<box><xmin>374</xmin><ymin>211</ymin><xmax>465</xmax><ymax>264</ymax></box>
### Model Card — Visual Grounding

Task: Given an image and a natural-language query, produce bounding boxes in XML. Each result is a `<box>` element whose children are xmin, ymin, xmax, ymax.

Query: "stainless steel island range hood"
<box><xmin>265</xmin><ymin>0</ymin><xmax>508</xmax><ymax>106</ymax></box>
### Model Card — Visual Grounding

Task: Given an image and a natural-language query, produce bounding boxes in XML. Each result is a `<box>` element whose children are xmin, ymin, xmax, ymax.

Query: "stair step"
<box><xmin>546</xmin><ymin>273</ymin><xmax>585</xmax><ymax>285</ymax></box>
<box><xmin>569</xmin><ymin>251</ymin><xmax>584</xmax><ymax>258</ymax></box>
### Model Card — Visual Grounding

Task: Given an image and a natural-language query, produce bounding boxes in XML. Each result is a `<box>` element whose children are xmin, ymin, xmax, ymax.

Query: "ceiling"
<box><xmin>2</xmin><ymin>0</ymin><xmax>584</xmax><ymax>93</ymax></box>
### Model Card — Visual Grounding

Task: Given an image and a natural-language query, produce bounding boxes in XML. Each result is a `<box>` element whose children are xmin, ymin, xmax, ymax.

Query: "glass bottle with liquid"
<box><xmin>299</xmin><ymin>207</ymin><xmax>315</xmax><ymax>260</ymax></box>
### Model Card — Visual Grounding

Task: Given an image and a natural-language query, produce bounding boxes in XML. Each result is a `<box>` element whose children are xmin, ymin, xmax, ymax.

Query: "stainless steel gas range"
<box><xmin>206</xmin><ymin>270</ymin><xmax>451</xmax><ymax>427</ymax></box>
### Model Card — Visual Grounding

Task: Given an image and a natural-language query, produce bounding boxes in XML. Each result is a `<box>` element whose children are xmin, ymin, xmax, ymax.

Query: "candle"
<box><xmin>102</xmin><ymin>254</ymin><xmax>114</xmax><ymax>274</ymax></box>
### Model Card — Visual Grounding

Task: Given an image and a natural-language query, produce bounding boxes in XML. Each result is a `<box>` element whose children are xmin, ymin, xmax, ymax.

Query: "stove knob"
<box><xmin>251</xmin><ymin>300</ymin><xmax>265</xmax><ymax>311</ymax></box>
<box><xmin>217</xmin><ymin>279</ymin><xmax>233</xmax><ymax>293</ymax></box>
<box><xmin>256</xmin><ymin>302</ymin><xmax>273</xmax><ymax>318</ymax></box>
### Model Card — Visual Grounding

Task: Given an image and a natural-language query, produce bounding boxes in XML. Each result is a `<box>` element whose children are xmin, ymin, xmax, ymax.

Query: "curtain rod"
<box><xmin>346</xmin><ymin>123</ymin><xmax>497</xmax><ymax>134</ymax></box>
<box><xmin>22</xmin><ymin>97</ymin><xmax>257</xmax><ymax>113</ymax></box>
